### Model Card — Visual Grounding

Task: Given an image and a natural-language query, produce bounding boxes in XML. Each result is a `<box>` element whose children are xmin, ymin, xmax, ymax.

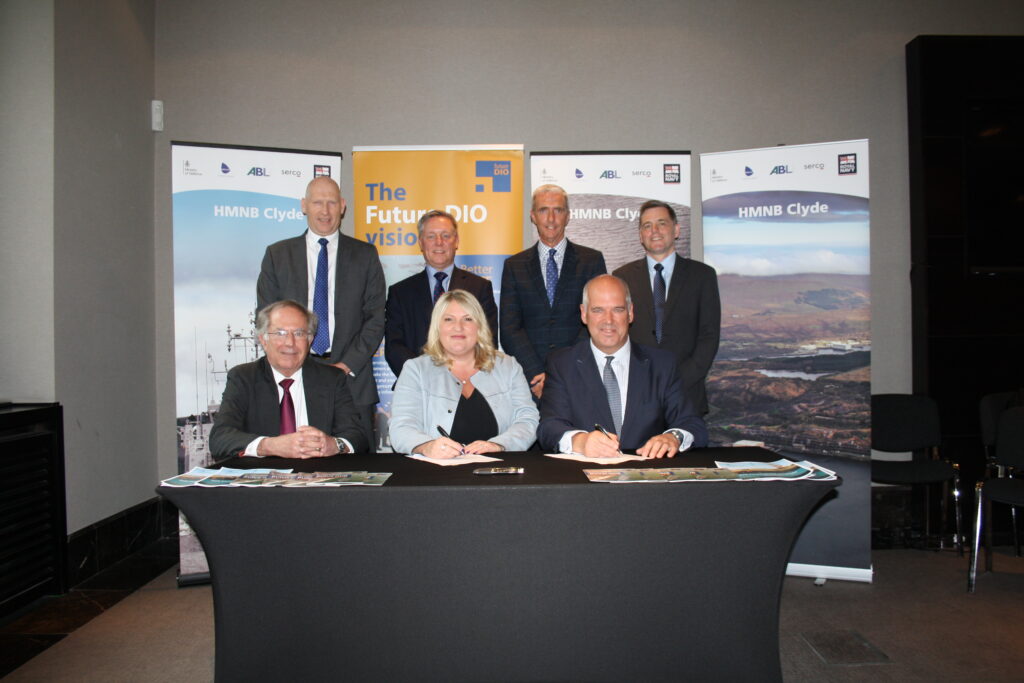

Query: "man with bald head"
<box><xmin>539</xmin><ymin>274</ymin><xmax>707</xmax><ymax>458</ymax></box>
<box><xmin>257</xmin><ymin>176</ymin><xmax>385</xmax><ymax>450</ymax></box>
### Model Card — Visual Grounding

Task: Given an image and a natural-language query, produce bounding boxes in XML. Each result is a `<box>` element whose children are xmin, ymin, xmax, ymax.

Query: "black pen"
<box><xmin>436</xmin><ymin>425</ymin><xmax>466</xmax><ymax>455</ymax></box>
<box><xmin>593</xmin><ymin>424</ymin><xmax>624</xmax><ymax>455</ymax></box>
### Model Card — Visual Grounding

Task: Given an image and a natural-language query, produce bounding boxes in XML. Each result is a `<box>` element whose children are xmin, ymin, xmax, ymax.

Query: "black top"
<box><xmin>449</xmin><ymin>388</ymin><xmax>499</xmax><ymax>444</ymax></box>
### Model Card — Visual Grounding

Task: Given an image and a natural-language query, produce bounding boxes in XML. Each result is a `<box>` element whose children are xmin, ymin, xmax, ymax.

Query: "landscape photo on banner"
<box><xmin>171</xmin><ymin>142</ymin><xmax>342</xmax><ymax>578</ymax></box>
<box><xmin>353</xmin><ymin>145</ymin><xmax>524</xmax><ymax>451</ymax></box>
<box><xmin>529</xmin><ymin>152</ymin><xmax>692</xmax><ymax>272</ymax></box>
<box><xmin>700</xmin><ymin>140</ymin><xmax>871</xmax><ymax>579</ymax></box>
<box><xmin>700</xmin><ymin>140</ymin><xmax>870</xmax><ymax>458</ymax></box>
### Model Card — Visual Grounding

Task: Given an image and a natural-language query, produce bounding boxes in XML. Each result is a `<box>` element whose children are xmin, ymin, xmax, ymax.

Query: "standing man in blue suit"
<box><xmin>384</xmin><ymin>209</ymin><xmax>498</xmax><ymax>378</ymax></box>
<box><xmin>539</xmin><ymin>275</ymin><xmax>707</xmax><ymax>458</ymax></box>
<box><xmin>499</xmin><ymin>184</ymin><xmax>606</xmax><ymax>399</ymax></box>
<box><xmin>613</xmin><ymin>200</ymin><xmax>720</xmax><ymax>415</ymax></box>
<box><xmin>257</xmin><ymin>176</ymin><xmax>385</xmax><ymax>451</ymax></box>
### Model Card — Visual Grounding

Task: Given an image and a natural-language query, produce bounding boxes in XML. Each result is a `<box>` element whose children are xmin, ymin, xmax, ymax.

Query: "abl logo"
<box><xmin>599</xmin><ymin>170</ymin><xmax>621</xmax><ymax>179</ymax></box>
<box><xmin>769</xmin><ymin>165</ymin><xmax>792</xmax><ymax>175</ymax></box>
<box><xmin>247</xmin><ymin>167</ymin><xmax>269</xmax><ymax>176</ymax></box>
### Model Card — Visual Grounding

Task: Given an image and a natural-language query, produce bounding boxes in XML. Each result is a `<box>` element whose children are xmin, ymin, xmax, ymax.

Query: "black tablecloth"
<box><xmin>161</xmin><ymin>448</ymin><xmax>838</xmax><ymax>682</ymax></box>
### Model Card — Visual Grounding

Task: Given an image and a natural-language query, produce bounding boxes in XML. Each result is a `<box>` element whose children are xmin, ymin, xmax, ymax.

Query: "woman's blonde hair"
<box><xmin>423</xmin><ymin>289</ymin><xmax>497</xmax><ymax>371</ymax></box>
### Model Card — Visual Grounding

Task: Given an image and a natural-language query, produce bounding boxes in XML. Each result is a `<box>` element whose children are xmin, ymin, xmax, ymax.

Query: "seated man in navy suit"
<box><xmin>539</xmin><ymin>275</ymin><xmax>708</xmax><ymax>458</ymax></box>
<box><xmin>209</xmin><ymin>300</ymin><xmax>368</xmax><ymax>459</ymax></box>
<box><xmin>385</xmin><ymin>209</ymin><xmax>498</xmax><ymax>378</ymax></box>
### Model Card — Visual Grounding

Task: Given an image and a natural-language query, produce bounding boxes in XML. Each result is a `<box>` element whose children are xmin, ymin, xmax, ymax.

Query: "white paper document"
<box><xmin>543</xmin><ymin>452</ymin><xmax>646</xmax><ymax>465</ymax></box>
<box><xmin>406</xmin><ymin>453</ymin><xmax>504</xmax><ymax>466</ymax></box>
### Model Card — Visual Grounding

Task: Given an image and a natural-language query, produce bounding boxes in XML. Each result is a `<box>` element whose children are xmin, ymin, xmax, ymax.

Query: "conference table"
<box><xmin>160</xmin><ymin>447</ymin><xmax>838</xmax><ymax>682</ymax></box>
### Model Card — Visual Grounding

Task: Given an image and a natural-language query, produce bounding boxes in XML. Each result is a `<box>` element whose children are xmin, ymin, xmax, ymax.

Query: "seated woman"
<box><xmin>389</xmin><ymin>289</ymin><xmax>539</xmax><ymax>457</ymax></box>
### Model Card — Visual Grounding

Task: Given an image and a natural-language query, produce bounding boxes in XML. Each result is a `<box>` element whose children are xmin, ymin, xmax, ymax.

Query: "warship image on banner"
<box><xmin>176</xmin><ymin>313</ymin><xmax>260</xmax><ymax>577</ymax></box>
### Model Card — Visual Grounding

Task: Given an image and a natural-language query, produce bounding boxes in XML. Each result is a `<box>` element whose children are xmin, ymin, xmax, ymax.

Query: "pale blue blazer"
<box><xmin>389</xmin><ymin>352</ymin><xmax>539</xmax><ymax>454</ymax></box>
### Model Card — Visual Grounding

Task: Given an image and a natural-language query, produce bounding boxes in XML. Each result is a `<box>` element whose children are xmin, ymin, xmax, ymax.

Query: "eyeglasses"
<box><xmin>266</xmin><ymin>329</ymin><xmax>312</xmax><ymax>340</ymax></box>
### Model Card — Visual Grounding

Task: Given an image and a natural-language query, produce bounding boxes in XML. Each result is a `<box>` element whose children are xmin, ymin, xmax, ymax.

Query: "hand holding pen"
<box><xmin>576</xmin><ymin>424</ymin><xmax>622</xmax><ymax>459</ymax></box>
<box><xmin>429</xmin><ymin>425</ymin><xmax>465</xmax><ymax>458</ymax></box>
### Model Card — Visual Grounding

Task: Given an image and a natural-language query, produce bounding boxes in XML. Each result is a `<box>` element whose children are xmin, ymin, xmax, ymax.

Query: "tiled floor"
<box><xmin>0</xmin><ymin>537</ymin><xmax>180</xmax><ymax>678</ymax></box>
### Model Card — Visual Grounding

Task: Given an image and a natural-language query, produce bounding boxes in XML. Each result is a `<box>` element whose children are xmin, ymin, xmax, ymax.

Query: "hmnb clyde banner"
<box><xmin>701</xmin><ymin>139</ymin><xmax>871</xmax><ymax>581</ymax></box>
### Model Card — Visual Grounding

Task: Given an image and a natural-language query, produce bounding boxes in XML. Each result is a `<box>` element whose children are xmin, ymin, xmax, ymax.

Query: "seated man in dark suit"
<box><xmin>539</xmin><ymin>275</ymin><xmax>708</xmax><ymax>458</ymax></box>
<box><xmin>500</xmin><ymin>184</ymin><xmax>606</xmax><ymax>399</ymax></box>
<box><xmin>209</xmin><ymin>300</ymin><xmax>368</xmax><ymax>459</ymax></box>
<box><xmin>384</xmin><ymin>209</ymin><xmax>498</xmax><ymax>378</ymax></box>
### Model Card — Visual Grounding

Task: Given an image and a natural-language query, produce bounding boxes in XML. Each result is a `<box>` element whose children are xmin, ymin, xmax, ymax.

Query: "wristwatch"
<box><xmin>665</xmin><ymin>429</ymin><xmax>686</xmax><ymax>445</ymax></box>
<box><xmin>334</xmin><ymin>437</ymin><xmax>349</xmax><ymax>454</ymax></box>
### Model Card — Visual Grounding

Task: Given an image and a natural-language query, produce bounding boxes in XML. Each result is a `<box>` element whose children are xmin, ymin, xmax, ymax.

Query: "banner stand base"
<box><xmin>786</xmin><ymin>562</ymin><xmax>873</xmax><ymax>583</ymax></box>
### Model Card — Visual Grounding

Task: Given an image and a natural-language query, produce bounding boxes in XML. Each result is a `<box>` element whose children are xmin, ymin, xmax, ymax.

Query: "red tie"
<box><xmin>279</xmin><ymin>378</ymin><xmax>296</xmax><ymax>435</ymax></box>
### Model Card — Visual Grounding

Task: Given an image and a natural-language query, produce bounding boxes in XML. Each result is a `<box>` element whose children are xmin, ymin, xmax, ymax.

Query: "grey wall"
<box><xmin>153</xmin><ymin>0</ymin><xmax>1024</xmax><ymax>477</ymax></box>
<box><xmin>1</xmin><ymin>0</ymin><xmax>55</xmax><ymax>402</ymax></box>
<box><xmin>7</xmin><ymin>0</ymin><xmax>1023</xmax><ymax>533</ymax></box>
<box><xmin>52</xmin><ymin>0</ymin><xmax>156</xmax><ymax>532</ymax></box>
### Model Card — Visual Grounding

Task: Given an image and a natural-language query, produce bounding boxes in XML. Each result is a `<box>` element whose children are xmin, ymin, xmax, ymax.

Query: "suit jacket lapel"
<box><xmin>555</xmin><ymin>241</ymin><xmax>579</xmax><ymax>307</ymax></box>
<box><xmin>288</xmin><ymin>235</ymin><xmax>310</xmax><ymax>306</ymax></box>
<box><xmin>574</xmin><ymin>342</ymin><xmax>615</xmax><ymax>430</ymax></box>
<box><xmin>630</xmin><ymin>260</ymin><xmax>655</xmax><ymax>316</ymax></box>
<box><xmin>621</xmin><ymin>344</ymin><xmax>652</xmax><ymax>446</ymax></box>
<box><xmin>525</xmin><ymin>242</ymin><xmax>550</xmax><ymax>309</ymax></box>
<box><xmin>664</xmin><ymin>254</ymin><xmax>687</xmax><ymax>316</ymax></box>
<box><xmin>257</xmin><ymin>357</ymin><xmax>282</xmax><ymax>434</ymax></box>
<box><xmin>302</xmin><ymin>361</ymin><xmax>330</xmax><ymax>431</ymax></box>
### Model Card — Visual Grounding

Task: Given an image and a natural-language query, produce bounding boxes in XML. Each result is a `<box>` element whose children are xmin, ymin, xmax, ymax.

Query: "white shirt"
<box><xmin>425</xmin><ymin>264</ymin><xmax>456</xmax><ymax>294</ymax></box>
<box><xmin>244</xmin><ymin>366</ymin><xmax>353</xmax><ymax>455</ymax></box>
<box><xmin>305</xmin><ymin>229</ymin><xmax>339</xmax><ymax>352</ymax></box>
<box><xmin>537</xmin><ymin>238</ymin><xmax>568</xmax><ymax>291</ymax></box>
<box><xmin>557</xmin><ymin>338</ymin><xmax>695</xmax><ymax>454</ymax></box>
<box><xmin>646</xmin><ymin>253</ymin><xmax>676</xmax><ymax>294</ymax></box>
<box><xmin>557</xmin><ymin>340</ymin><xmax>631</xmax><ymax>453</ymax></box>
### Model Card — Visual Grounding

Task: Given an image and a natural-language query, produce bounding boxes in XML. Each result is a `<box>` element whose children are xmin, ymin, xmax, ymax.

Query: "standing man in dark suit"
<box><xmin>500</xmin><ymin>184</ymin><xmax>606</xmax><ymax>399</ymax></box>
<box><xmin>539</xmin><ymin>275</ymin><xmax>707</xmax><ymax>458</ymax></box>
<box><xmin>209</xmin><ymin>300</ymin><xmax>368</xmax><ymax>459</ymax></box>
<box><xmin>384</xmin><ymin>209</ymin><xmax>498</xmax><ymax>378</ymax></box>
<box><xmin>257</xmin><ymin>176</ymin><xmax>385</xmax><ymax>450</ymax></box>
<box><xmin>613</xmin><ymin>200</ymin><xmax>720</xmax><ymax>415</ymax></box>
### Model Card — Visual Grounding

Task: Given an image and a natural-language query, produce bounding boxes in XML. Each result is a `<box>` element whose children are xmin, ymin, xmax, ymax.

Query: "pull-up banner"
<box><xmin>701</xmin><ymin>139</ymin><xmax>872</xmax><ymax>581</ymax></box>
<box><xmin>171</xmin><ymin>141</ymin><xmax>342</xmax><ymax>582</ymax></box>
<box><xmin>352</xmin><ymin>145</ymin><xmax>524</xmax><ymax>450</ymax></box>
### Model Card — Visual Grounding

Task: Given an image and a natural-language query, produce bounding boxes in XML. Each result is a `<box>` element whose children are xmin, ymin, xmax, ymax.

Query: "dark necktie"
<box><xmin>433</xmin><ymin>271</ymin><xmax>448</xmax><ymax>304</ymax></box>
<box><xmin>279</xmin><ymin>378</ymin><xmax>296</xmax><ymax>435</ymax></box>
<box><xmin>653</xmin><ymin>263</ymin><xmax>666</xmax><ymax>344</ymax></box>
<box><xmin>603</xmin><ymin>355</ymin><xmax>622</xmax><ymax>435</ymax></box>
<box><xmin>311</xmin><ymin>238</ymin><xmax>330</xmax><ymax>355</ymax></box>
<box><xmin>545</xmin><ymin>248</ymin><xmax>558</xmax><ymax>305</ymax></box>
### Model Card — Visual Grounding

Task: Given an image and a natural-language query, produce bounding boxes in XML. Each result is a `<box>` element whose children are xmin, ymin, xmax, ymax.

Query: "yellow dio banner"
<box><xmin>353</xmin><ymin>148</ymin><xmax>524</xmax><ymax>256</ymax></box>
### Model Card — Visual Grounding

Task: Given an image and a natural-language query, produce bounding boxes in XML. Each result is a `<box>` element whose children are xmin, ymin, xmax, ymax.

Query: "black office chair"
<box><xmin>979</xmin><ymin>390</ymin><xmax>1020</xmax><ymax>470</ymax></box>
<box><xmin>870</xmin><ymin>394</ymin><xmax>963</xmax><ymax>554</ymax></box>
<box><xmin>968</xmin><ymin>406</ymin><xmax>1024</xmax><ymax>592</ymax></box>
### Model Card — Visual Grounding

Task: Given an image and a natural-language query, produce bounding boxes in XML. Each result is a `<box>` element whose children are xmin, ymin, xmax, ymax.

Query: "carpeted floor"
<box><xmin>3</xmin><ymin>548</ymin><xmax>1023</xmax><ymax>682</ymax></box>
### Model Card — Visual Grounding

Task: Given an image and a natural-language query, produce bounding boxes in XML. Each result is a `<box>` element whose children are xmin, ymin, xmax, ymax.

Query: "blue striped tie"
<box><xmin>545</xmin><ymin>248</ymin><xmax>558</xmax><ymax>305</ymax></box>
<box><xmin>653</xmin><ymin>263</ymin><xmax>666</xmax><ymax>343</ymax></box>
<box><xmin>311</xmin><ymin>238</ymin><xmax>330</xmax><ymax>355</ymax></box>
<box><xmin>603</xmin><ymin>355</ymin><xmax>622</xmax><ymax>435</ymax></box>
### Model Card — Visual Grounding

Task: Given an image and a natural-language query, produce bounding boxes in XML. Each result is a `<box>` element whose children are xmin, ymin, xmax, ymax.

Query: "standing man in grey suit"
<box><xmin>384</xmin><ymin>209</ymin><xmax>498</xmax><ymax>378</ymax></box>
<box><xmin>499</xmin><ymin>184</ymin><xmax>606</xmax><ymax>399</ymax></box>
<box><xmin>613</xmin><ymin>200</ymin><xmax>720</xmax><ymax>415</ymax></box>
<box><xmin>257</xmin><ymin>176</ymin><xmax>385</xmax><ymax>450</ymax></box>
